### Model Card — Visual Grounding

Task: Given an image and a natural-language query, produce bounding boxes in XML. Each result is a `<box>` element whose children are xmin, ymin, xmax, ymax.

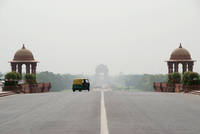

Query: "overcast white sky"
<box><xmin>0</xmin><ymin>0</ymin><xmax>200</xmax><ymax>75</ymax></box>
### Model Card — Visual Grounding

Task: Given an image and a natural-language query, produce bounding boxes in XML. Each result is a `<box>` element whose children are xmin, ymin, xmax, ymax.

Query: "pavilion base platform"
<box><xmin>154</xmin><ymin>82</ymin><xmax>200</xmax><ymax>93</ymax></box>
<box><xmin>3</xmin><ymin>83</ymin><xmax>51</xmax><ymax>94</ymax></box>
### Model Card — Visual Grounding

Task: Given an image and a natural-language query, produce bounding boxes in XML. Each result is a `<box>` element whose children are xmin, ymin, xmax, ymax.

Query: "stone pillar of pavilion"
<box><xmin>10</xmin><ymin>44</ymin><xmax>38</xmax><ymax>78</ymax></box>
<box><xmin>166</xmin><ymin>44</ymin><xmax>196</xmax><ymax>74</ymax></box>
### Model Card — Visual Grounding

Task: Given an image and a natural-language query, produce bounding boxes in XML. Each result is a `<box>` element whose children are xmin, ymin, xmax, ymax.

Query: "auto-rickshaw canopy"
<box><xmin>73</xmin><ymin>78</ymin><xmax>88</xmax><ymax>85</ymax></box>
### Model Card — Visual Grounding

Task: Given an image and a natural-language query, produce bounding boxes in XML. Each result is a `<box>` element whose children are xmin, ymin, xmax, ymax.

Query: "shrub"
<box><xmin>188</xmin><ymin>72</ymin><xmax>199</xmax><ymax>85</ymax></box>
<box><xmin>24</xmin><ymin>74</ymin><xmax>37</xmax><ymax>84</ymax></box>
<box><xmin>168</xmin><ymin>72</ymin><xmax>181</xmax><ymax>84</ymax></box>
<box><xmin>4</xmin><ymin>80</ymin><xmax>18</xmax><ymax>86</ymax></box>
<box><xmin>172</xmin><ymin>72</ymin><xmax>181</xmax><ymax>83</ymax></box>
<box><xmin>183</xmin><ymin>71</ymin><xmax>200</xmax><ymax>85</ymax></box>
<box><xmin>168</xmin><ymin>73</ymin><xmax>173</xmax><ymax>84</ymax></box>
<box><xmin>182</xmin><ymin>71</ymin><xmax>191</xmax><ymax>85</ymax></box>
<box><xmin>5</xmin><ymin>72</ymin><xmax>21</xmax><ymax>80</ymax></box>
<box><xmin>4</xmin><ymin>72</ymin><xmax>21</xmax><ymax>86</ymax></box>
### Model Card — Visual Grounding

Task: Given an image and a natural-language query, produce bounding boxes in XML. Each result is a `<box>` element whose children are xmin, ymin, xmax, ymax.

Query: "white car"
<box><xmin>18</xmin><ymin>80</ymin><xmax>24</xmax><ymax>85</ymax></box>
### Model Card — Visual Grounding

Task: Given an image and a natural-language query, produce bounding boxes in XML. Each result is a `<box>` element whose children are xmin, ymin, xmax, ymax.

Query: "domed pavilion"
<box><xmin>10</xmin><ymin>45</ymin><xmax>38</xmax><ymax>77</ymax></box>
<box><xmin>167</xmin><ymin>44</ymin><xmax>195</xmax><ymax>74</ymax></box>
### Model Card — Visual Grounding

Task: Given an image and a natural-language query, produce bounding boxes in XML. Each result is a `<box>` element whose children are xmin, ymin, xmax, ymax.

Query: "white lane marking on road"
<box><xmin>101</xmin><ymin>91</ymin><xmax>109</xmax><ymax>134</ymax></box>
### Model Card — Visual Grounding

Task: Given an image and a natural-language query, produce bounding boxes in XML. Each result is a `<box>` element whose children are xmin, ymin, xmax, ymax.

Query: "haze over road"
<box><xmin>0</xmin><ymin>91</ymin><xmax>200</xmax><ymax>134</ymax></box>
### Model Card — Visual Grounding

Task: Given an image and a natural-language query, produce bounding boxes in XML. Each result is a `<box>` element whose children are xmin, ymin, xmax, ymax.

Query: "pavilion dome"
<box><xmin>13</xmin><ymin>45</ymin><xmax>35</xmax><ymax>61</ymax></box>
<box><xmin>170</xmin><ymin>44</ymin><xmax>192</xmax><ymax>60</ymax></box>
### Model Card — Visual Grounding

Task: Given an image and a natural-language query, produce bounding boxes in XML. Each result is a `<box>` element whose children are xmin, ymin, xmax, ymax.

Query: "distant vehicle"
<box><xmin>0</xmin><ymin>79</ymin><xmax>5</xmax><ymax>86</ymax></box>
<box><xmin>18</xmin><ymin>80</ymin><xmax>24</xmax><ymax>85</ymax></box>
<box><xmin>0</xmin><ymin>79</ymin><xmax>4</xmax><ymax>92</ymax></box>
<box><xmin>72</xmin><ymin>78</ymin><xmax>90</xmax><ymax>92</ymax></box>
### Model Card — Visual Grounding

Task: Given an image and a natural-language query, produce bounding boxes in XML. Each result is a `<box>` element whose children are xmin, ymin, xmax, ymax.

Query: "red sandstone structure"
<box><xmin>10</xmin><ymin>44</ymin><xmax>38</xmax><ymax>77</ymax></box>
<box><xmin>154</xmin><ymin>44</ymin><xmax>197</xmax><ymax>92</ymax></box>
<box><xmin>166</xmin><ymin>43</ymin><xmax>195</xmax><ymax>74</ymax></box>
<box><xmin>3</xmin><ymin>83</ymin><xmax>51</xmax><ymax>93</ymax></box>
<box><xmin>3</xmin><ymin>44</ymin><xmax>51</xmax><ymax>93</ymax></box>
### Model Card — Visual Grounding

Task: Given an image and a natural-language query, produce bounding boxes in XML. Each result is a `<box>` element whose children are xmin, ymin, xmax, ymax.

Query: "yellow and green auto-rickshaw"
<box><xmin>72</xmin><ymin>78</ymin><xmax>90</xmax><ymax>92</ymax></box>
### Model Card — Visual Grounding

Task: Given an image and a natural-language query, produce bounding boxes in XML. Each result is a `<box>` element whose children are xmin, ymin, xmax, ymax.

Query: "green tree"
<box><xmin>112</xmin><ymin>74</ymin><xmax>167</xmax><ymax>91</ymax></box>
<box><xmin>36</xmin><ymin>71</ymin><xmax>82</xmax><ymax>92</ymax></box>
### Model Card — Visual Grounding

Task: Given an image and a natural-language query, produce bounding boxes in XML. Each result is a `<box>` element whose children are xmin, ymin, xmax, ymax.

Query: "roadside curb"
<box><xmin>0</xmin><ymin>91</ymin><xmax>16</xmax><ymax>97</ymax></box>
<box><xmin>188</xmin><ymin>90</ymin><xmax>200</xmax><ymax>96</ymax></box>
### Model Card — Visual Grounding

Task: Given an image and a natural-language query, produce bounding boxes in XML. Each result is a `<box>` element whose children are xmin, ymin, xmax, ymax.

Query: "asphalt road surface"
<box><xmin>0</xmin><ymin>90</ymin><xmax>200</xmax><ymax>134</ymax></box>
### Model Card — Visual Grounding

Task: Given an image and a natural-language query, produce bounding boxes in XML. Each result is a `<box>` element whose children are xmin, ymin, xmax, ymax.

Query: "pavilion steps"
<box><xmin>0</xmin><ymin>91</ymin><xmax>16</xmax><ymax>97</ymax></box>
<box><xmin>189</xmin><ymin>90</ymin><xmax>200</xmax><ymax>96</ymax></box>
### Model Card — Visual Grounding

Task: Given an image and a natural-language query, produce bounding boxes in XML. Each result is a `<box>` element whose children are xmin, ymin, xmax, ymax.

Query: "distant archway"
<box><xmin>94</xmin><ymin>64</ymin><xmax>109</xmax><ymax>88</ymax></box>
<box><xmin>95</xmin><ymin>64</ymin><xmax>109</xmax><ymax>76</ymax></box>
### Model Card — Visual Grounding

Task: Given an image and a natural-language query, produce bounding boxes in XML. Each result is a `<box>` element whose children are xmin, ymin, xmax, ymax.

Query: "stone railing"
<box><xmin>154</xmin><ymin>82</ymin><xmax>200</xmax><ymax>93</ymax></box>
<box><xmin>3</xmin><ymin>83</ymin><xmax>51</xmax><ymax>93</ymax></box>
<box><xmin>154</xmin><ymin>82</ymin><xmax>183</xmax><ymax>93</ymax></box>
<box><xmin>3</xmin><ymin>86</ymin><xmax>21</xmax><ymax>92</ymax></box>
<box><xmin>153</xmin><ymin>82</ymin><xmax>169</xmax><ymax>92</ymax></box>
<box><xmin>183</xmin><ymin>85</ymin><xmax>200</xmax><ymax>92</ymax></box>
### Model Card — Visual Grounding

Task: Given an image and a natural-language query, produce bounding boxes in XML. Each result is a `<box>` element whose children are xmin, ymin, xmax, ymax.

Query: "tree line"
<box><xmin>36</xmin><ymin>71</ymin><xmax>83</xmax><ymax>92</ymax></box>
<box><xmin>110</xmin><ymin>74</ymin><xmax>167</xmax><ymax>91</ymax></box>
<box><xmin>37</xmin><ymin>72</ymin><xmax>168</xmax><ymax>92</ymax></box>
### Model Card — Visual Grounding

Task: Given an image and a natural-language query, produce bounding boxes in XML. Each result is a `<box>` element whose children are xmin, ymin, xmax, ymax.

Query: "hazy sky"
<box><xmin>0</xmin><ymin>0</ymin><xmax>200</xmax><ymax>75</ymax></box>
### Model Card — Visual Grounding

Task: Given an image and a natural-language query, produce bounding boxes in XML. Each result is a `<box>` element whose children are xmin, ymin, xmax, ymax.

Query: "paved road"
<box><xmin>105</xmin><ymin>91</ymin><xmax>200</xmax><ymax>134</ymax></box>
<box><xmin>0</xmin><ymin>91</ymin><xmax>200</xmax><ymax>134</ymax></box>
